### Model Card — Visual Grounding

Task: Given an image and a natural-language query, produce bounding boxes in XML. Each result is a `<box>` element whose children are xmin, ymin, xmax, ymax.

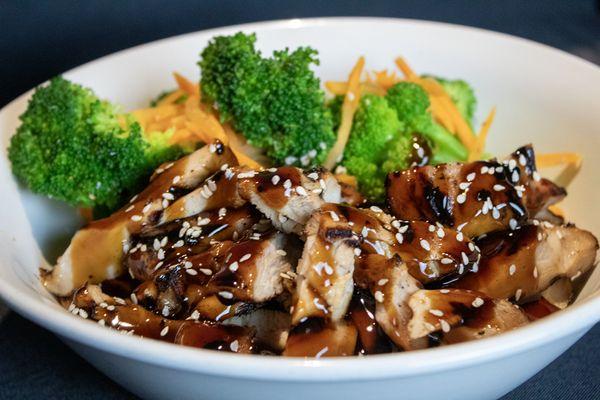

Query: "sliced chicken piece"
<box><xmin>540</xmin><ymin>278</ymin><xmax>572</xmax><ymax>309</ymax></box>
<box><xmin>224</xmin><ymin>307</ymin><xmax>292</xmax><ymax>352</ymax></box>
<box><xmin>238</xmin><ymin>167</ymin><xmax>342</xmax><ymax>235</ymax></box>
<box><xmin>322</xmin><ymin>204</ymin><xmax>480</xmax><ymax>285</ymax></box>
<box><xmin>354</xmin><ymin>254</ymin><xmax>428</xmax><ymax>350</ymax></box>
<box><xmin>283</xmin><ymin>318</ymin><xmax>358</xmax><ymax>357</ymax></box>
<box><xmin>347</xmin><ymin>288</ymin><xmax>394</xmax><ymax>354</ymax></box>
<box><xmin>387</xmin><ymin>160</ymin><xmax>528</xmax><ymax>238</ymax></box>
<box><xmin>93</xmin><ymin>303</ymin><xmax>254</xmax><ymax>353</ymax></box>
<box><xmin>43</xmin><ymin>141</ymin><xmax>236</xmax><ymax>296</ymax></box>
<box><xmin>291</xmin><ymin>210</ymin><xmax>359</xmax><ymax>325</ymax></box>
<box><xmin>209</xmin><ymin>232</ymin><xmax>294</xmax><ymax>303</ymax></box>
<box><xmin>503</xmin><ymin>145</ymin><xmax>566</xmax><ymax>219</ymax></box>
<box><xmin>407</xmin><ymin>289</ymin><xmax>528</xmax><ymax>341</ymax></box>
<box><xmin>454</xmin><ymin>224</ymin><xmax>598</xmax><ymax>302</ymax></box>
<box><xmin>160</xmin><ymin>167</ymin><xmax>246</xmax><ymax>223</ymax></box>
<box><xmin>125</xmin><ymin>205</ymin><xmax>259</xmax><ymax>280</ymax></box>
<box><xmin>521</xmin><ymin>298</ymin><xmax>560</xmax><ymax>321</ymax></box>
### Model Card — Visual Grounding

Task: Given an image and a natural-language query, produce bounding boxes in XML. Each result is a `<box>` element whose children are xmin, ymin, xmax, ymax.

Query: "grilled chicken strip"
<box><xmin>323</xmin><ymin>204</ymin><xmax>480</xmax><ymax>285</ymax></box>
<box><xmin>454</xmin><ymin>224</ymin><xmax>598</xmax><ymax>302</ymax></box>
<box><xmin>292</xmin><ymin>208</ymin><xmax>359</xmax><ymax>325</ymax></box>
<box><xmin>386</xmin><ymin>146</ymin><xmax>565</xmax><ymax>238</ymax></box>
<box><xmin>160</xmin><ymin>166</ymin><xmax>342</xmax><ymax>235</ymax></box>
<box><xmin>141</xmin><ymin>232</ymin><xmax>294</xmax><ymax>318</ymax></box>
<box><xmin>125</xmin><ymin>205</ymin><xmax>260</xmax><ymax>280</ymax></box>
<box><xmin>43</xmin><ymin>141</ymin><xmax>237</xmax><ymax>296</ymax></box>
<box><xmin>407</xmin><ymin>289</ymin><xmax>528</xmax><ymax>341</ymax></box>
<box><xmin>354</xmin><ymin>254</ymin><xmax>428</xmax><ymax>350</ymax></box>
<box><xmin>283</xmin><ymin>319</ymin><xmax>358</xmax><ymax>357</ymax></box>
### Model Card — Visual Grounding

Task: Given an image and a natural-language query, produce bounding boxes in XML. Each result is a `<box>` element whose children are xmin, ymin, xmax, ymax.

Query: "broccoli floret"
<box><xmin>199</xmin><ymin>32</ymin><xmax>335</xmax><ymax>166</ymax></box>
<box><xmin>430</xmin><ymin>76</ymin><xmax>476</xmax><ymax>125</ymax></box>
<box><xmin>385</xmin><ymin>82</ymin><xmax>468</xmax><ymax>162</ymax></box>
<box><xmin>342</xmin><ymin>95</ymin><xmax>413</xmax><ymax>201</ymax></box>
<box><xmin>8</xmin><ymin>77</ymin><xmax>185</xmax><ymax>211</ymax></box>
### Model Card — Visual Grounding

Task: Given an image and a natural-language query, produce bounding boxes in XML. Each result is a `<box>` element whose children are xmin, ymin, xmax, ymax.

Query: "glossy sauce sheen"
<box><xmin>348</xmin><ymin>289</ymin><xmax>393</xmax><ymax>354</ymax></box>
<box><xmin>284</xmin><ymin>318</ymin><xmax>358</xmax><ymax>357</ymax></box>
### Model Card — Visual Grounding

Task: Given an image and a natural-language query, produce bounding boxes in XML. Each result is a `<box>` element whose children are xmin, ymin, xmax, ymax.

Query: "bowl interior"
<box><xmin>0</xmin><ymin>17</ymin><xmax>599</xmax><ymax>357</ymax></box>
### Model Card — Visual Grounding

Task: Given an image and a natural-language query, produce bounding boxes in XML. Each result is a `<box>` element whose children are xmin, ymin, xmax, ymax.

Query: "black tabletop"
<box><xmin>1</xmin><ymin>1</ymin><xmax>599</xmax><ymax>399</ymax></box>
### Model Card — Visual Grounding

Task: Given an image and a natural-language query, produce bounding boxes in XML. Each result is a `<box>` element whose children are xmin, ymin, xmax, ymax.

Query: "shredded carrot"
<box><xmin>173</xmin><ymin>72</ymin><xmax>200</xmax><ymax>97</ymax></box>
<box><xmin>324</xmin><ymin>57</ymin><xmax>365</xmax><ymax>169</ymax></box>
<box><xmin>325</xmin><ymin>81</ymin><xmax>385</xmax><ymax>96</ymax></box>
<box><xmin>129</xmin><ymin>72</ymin><xmax>264</xmax><ymax>169</ymax></box>
<box><xmin>394</xmin><ymin>57</ymin><xmax>418</xmax><ymax>80</ymax></box>
<box><xmin>468</xmin><ymin>107</ymin><xmax>496</xmax><ymax>161</ymax></box>
<box><xmin>536</xmin><ymin>152</ymin><xmax>582</xmax><ymax>188</ymax></box>
<box><xmin>548</xmin><ymin>204</ymin><xmax>565</xmax><ymax>218</ymax></box>
<box><xmin>335</xmin><ymin>173</ymin><xmax>358</xmax><ymax>187</ymax></box>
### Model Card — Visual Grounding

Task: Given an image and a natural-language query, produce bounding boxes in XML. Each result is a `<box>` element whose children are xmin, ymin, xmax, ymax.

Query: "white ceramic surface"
<box><xmin>0</xmin><ymin>17</ymin><xmax>599</xmax><ymax>400</ymax></box>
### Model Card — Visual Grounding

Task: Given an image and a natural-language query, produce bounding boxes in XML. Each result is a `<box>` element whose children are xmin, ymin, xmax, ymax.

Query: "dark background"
<box><xmin>1</xmin><ymin>1</ymin><xmax>599</xmax><ymax>399</ymax></box>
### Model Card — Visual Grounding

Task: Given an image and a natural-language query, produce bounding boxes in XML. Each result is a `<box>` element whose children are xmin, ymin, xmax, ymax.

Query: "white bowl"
<box><xmin>0</xmin><ymin>17</ymin><xmax>599</xmax><ymax>400</ymax></box>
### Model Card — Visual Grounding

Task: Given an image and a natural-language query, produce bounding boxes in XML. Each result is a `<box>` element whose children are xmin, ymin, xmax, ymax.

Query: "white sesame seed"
<box><xmin>296</xmin><ymin>186</ymin><xmax>308</xmax><ymax>196</ymax></box>
<box><xmin>199</xmin><ymin>268</ymin><xmax>213</xmax><ymax>276</ymax></box>
<box><xmin>125</xmin><ymin>205</ymin><xmax>135</xmax><ymax>212</ymax></box>
<box><xmin>461</xmin><ymin>252</ymin><xmax>469</xmax><ymax>265</ymax></box>
<box><xmin>515</xmin><ymin>289</ymin><xmax>523</xmax><ymax>301</ymax></box>
<box><xmin>429</xmin><ymin>309</ymin><xmax>444</xmax><ymax>317</ymax></box>
<box><xmin>162</xmin><ymin>199</ymin><xmax>169</xmax><ymax>209</ymax></box>
<box><xmin>184</xmin><ymin>261</ymin><xmax>193</xmax><ymax>269</ymax></box>
<box><xmin>157</xmin><ymin>249</ymin><xmax>165</xmax><ymax>260</ymax></box>
<box><xmin>440</xmin><ymin>319</ymin><xmax>451</xmax><ymax>333</ymax></box>
<box><xmin>395</xmin><ymin>233</ymin><xmax>404</xmax><ymax>244</ymax></box>
<box><xmin>229</xmin><ymin>262</ymin><xmax>239</xmax><ymax>272</ymax></box>
<box><xmin>459</xmin><ymin>182</ymin><xmax>470</xmax><ymax>190</ymax></box>
<box><xmin>441</xmin><ymin>258</ymin><xmax>453</xmax><ymax>265</ymax></box>
<box><xmin>440</xmin><ymin>289</ymin><xmax>450</xmax><ymax>294</ymax></box>
<box><xmin>472</xmin><ymin>297</ymin><xmax>485</xmax><ymax>308</ymax></box>
<box><xmin>283</xmin><ymin>179</ymin><xmax>292</xmax><ymax>189</ymax></box>
<box><xmin>172</xmin><ymin>240</ymin><xmax>184</xmax><ymax>248</ymax></box>
<box><xmin>315</xmin><ymin>346</ymin><xmax>329</xmax><ymax>358</ymax></box>
<box><xmin>378</xmin><ymin>278</ymin><xmax>389</xmax><ymax>286</ymax></box>
<box><xmin>420</xmin><ymin>239</ymin><xmax>431</xmax><ymax>251</ymax></box>
<box><xmin>186</xmin><ymin>269</ymin><xmax>198</xmax><ymax>276</ymax></box>
<box><xmin>162</xmin><ymin>192</ymin><xmax>175</xmax><ymax>201</ymax></box>
<box><xmin>160</xmin><ymin>326</ymin><xmax>169</xmax><ymax>337</ymax></box>
<box><xmin>130</xmin><ymin>293</ymin><xmax>138</xmax><ymax>304</ymax></box>
<box><xmin>533</xmin><ymin>267</ymin><xmax>538</xmax><ymax>278</ymax></box>
<box><xmin>457</xmin><ymin>193</ymin><xmax>467</xmax><ymax>204</ymax></box>
<box><xmin>219</xmin><ymin>291</ymin><xmax>234</xmax><ymax>299</ymax></box>
<box><xmin>466</xmin><ymin>172</ymin><xmax>476</xmax><ymax>182</ymax></box>
<box><xmin>428</xmin><ymin>224</ymin><xmax>436</xmax><ymax>232</ymax></box>
<box><xmin>353</xmin><ymin>248</ymin><xmax>362</xmax><ymax>256</ymax></box>
<box><xmin>533</xmin><ymin>171</ymin><xmax>541</xmax><ymax>182</ymax></box>
<box><xmin>493</xmin><ymin>184</ymin><xmax>506</xmax><ymax>191</ymax></box>
<box><xmin>374</xmin><ymin>291</ymin><xmax>384</xmax><ymax>302</ymax></box>
<box><xmin>271</xmin><ymin>175</ymin><xmax>280</xmax><ymax>185</ymax></box>
<box><xmin>509</xmin><ymin>264</ymin><xmax>516</xmax><ymax>276</ymax></box>
<box><xmin>98</xmin><ymin>319</ymin><xmax>106</xmax><ymax>326</ymax></box>
<box><xmin>130</xmin><ymin>215</ymin><xmax>142</xmax><ymax>222</ymax></box>
<box><xmin>509</xmin><ymin>218</ymin><xmax>518</xmax><ymax>230</ymax></box>
<box><xmin>370</xmin><ymin>206</ymin><xmax>383</xmax><ymax>213</ymax></box>
<box><xmin>230</xmin><ymin>340</ymin><xmax>239</xmax><ymax>352</ymax></box>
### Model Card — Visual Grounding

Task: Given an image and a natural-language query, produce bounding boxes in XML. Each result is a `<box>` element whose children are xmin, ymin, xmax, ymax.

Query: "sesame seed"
<box><xmin>283</xmin><ymin>179</ymin><xmax>292</xmax><ymax>189</ymax></box>
<box><xmin>395</xmin><ymin>233</ymin><xmax>404</xmax><ymax>244</ymax></box>
<box><xmin>457</xmin><ymin>193</ymin><xmax>467</xmax><ymax>204</ymax></box>
<box><xmin>515</xmin><ymin>289</ymin><xmax>523</xmax><ymax>301</ymax></box>
<box><xmin>533</xmin><ymin>171</ymin><xmax>541</xmax><ymax>182</ymax></box>
<box><xmin>98</xmin><ymin>319</ymin><xmax>106</xmax><ymax>326</ymax></box>
<box><xmin>511</xmin><ymin>170</ymin><xmax>520</xmax><ymax>183</ymax></box>
<box><xmin>466</xmin><ymin>172</ymin><xmax>476</xmax><ymax>182</ymax></box>
<box><xmin>296</xmin><ymin>186</ymin><xmax>308</xmax><ymax>196</ymax></box>
<box><xmin>492</xmin><ymin>207</ymin><xmax>500</xmax><ymax>220</ymax></box>
<box><xmin>420</xmin><ymin>239</ymin><xmax>431</xmax><ymax>251</ymax></box>
<box><xmin>441</xmin><ymin>258</ymin><xmax>453</xmax><ymax>265</ymax></box>
<box><xmin>162</xmin><ymin>192</ymin><xmax>175</xmax><ymax>201</ymax></box>
<box><xmin>428</xmin><ymin>224</ymin><xmax>436</xmax><ymax>232</ymax></box>
<box><xmin>437</xmin><ymin>228</ymin><xmax>445</xmax><ymax>238</ymax></box>
<box><xmin>199</xmin><ymin>268</ymin><xmax>213</xmax><ymax>276</ymax></box>
<box><xmin>229</xmin><ymin>262</ymin><xmax>239</xmax><ymax>272</ymax></box>
<box><xmin>157</xmin><ymin>249</ymin><xmax>165</xmax><ymax>260</ymax></box>
<box><xmin>493</xmin><ymin>184</ymin><xmax>505</xmax><ymax>191</ymax></box>
<box><xmin>186</xmin><ymin>269</ymin><xmax>198</xmax><ymax>276</ymax></box>
<box><xmin>271</xmin><ymin>175</ymin><xmax>280</xmax><ymax>185</ymax></box>
<box><xmin>440</xmin><ymin>289</ymin><xmax>450</xmax><ymax>294</ymax></box>
<box><xmin>130</xmin><ymin>293</ymin><xmax>138</xmax><ymax>304</ymax></box>
<box><xmin>353</xmin><ymin>248</ymin><xmax>362</xmax><ymax>256</ymax></box>
<box><xmin>162</xmin><ymin>199</ymin><xmax>169</xmax><ymax>208</ymax></box>
<box><xmin>370</xmin><ymin>206</ymin><xmax>383</xmax><ymax>213</ymax></box>
<box><xmin>107</xmin><ymin>305</ymin><xmax>116</xmax><ymax>311</ymax></box>
<box><xmin>315</xmin><ymin>346</ymin><xmax>329</xmax><ymax>358</ymax></box>
<box><xmin>456</xmin><ymin>232</ymin><xmax>464</xmax><ymax>242</ymax></box>
<box><xmin>125</xmin><ymin>205</ymin><xmax>135</xmax><ymax>212</ymax></box>
<box><xmin>130</xmin><ymin>215</ymin><xmax>142</xmax><ymax>222</ymax></box>
<box><xmin>509</xmin><ymin>264</ymin><xmax>516</xmax><ymax>276</ymax></box>
<box><xmin>78</xmin><ymin>309</ymin><xmax>88</xmax><ymax>319</ymax></box>
<box><xmin>461</xmin><ymin>252</ymin><xmax>469</xmax><ymax>265</ymax></box>
<box><xmin>472</xmin><ymin>297</ymin><xmax>484</xmax><ymax>308</ymax></box>
<box><xmin>429</xmin><ymin>309</ymin><xmax>444</xmax><ymax>317</ymax></box>
<box><xmin>468</xmin><ymin>242</ymin><xmax>475</xmax><ymax>252</ymax></box>
<box><xmin>172</xmin><ymin>240</ymin><xmax>184</xmax><ymax>248</ymax></box>
<box><xmin>230</xmin><ymin>340</ymin><xmax>239</xmax><ymax>352</ymax></box>
<box><xmin>160</xmin><ymin>326</ymin><xmax>169</xmax><ymax>337</ymax></box>
<box><xmin>440</xmin><ymin>319</ymin><xmax>451</xmax><ymax>333</ymax></box>
<box><xmin>219</xmin><ymin>291</ymin><xmax>233</xmax><ymax>299</ymax></box>
<box><xmin>184</xmin><ymin>261</ymin><xmax>193</xmax><ymax>269</ymax></box>
<box><xmin>481</xmin><ymin>166</ymin><xmax>489</xmax><ymax>174</ymax></box>
<box><xmin>378</xmin><ymin>278</ymin><xmax>389</xmax><ymax>286</ymax></box>
<box><xmin>459</xmin><ymin>182</ymin><xmax>470</xmax><ymax>190</ymax></box>
<box><xmin>374</xmin><ymin>291</ymin><xmax>384</xmax><ymax>302</ymax></box>
<box><xmin>533</xmin><ymin>267</ymin><xmax>538</xmax><ymax>278</ymax></box>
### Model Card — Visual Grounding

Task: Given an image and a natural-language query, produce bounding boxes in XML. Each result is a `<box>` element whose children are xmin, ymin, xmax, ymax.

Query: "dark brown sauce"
<box><xmin>521</xmin><ymin>298</ymin><xmax>560</xmax><ymax>321</ymax></box>
<box><xmin>348</xmin><ymin>289</ymin><xmax>393</xmax><ymax>355</ymax></box>
<box><xmin>244</xmin><ymin>166</ymin><xmax>303</xmax><ymax>210</ymax></box>
<box><xmin>283</xmin><ymin>318</ymin><xmax>358</xmax><ymax>357</ymax></box>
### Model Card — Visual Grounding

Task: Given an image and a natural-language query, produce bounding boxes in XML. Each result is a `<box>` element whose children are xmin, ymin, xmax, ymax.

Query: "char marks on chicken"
<box><xmin>48</xmin><ymin>143</ymin><xmax>598</xmax><ymax>355</ymax></box>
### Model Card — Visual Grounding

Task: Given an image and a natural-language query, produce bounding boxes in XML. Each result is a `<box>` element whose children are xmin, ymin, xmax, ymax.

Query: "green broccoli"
<box><xmin>8</xmin><ymin>77</ymin><xmax>185</xmax><ymax>212</ymax></box>
<box><xmin>385</xmin><ymin>82</ymin><xmax>468</xmax><ymax>162</ymax></box>
<box><xmin>342</xmin><ymin>94</ymin><xmax>413</xmax><ymax>201</ymax></box>
<box><xmin>199</xmin><ymin>32</ymin><xmax>335</xmax><ymax>166</ymax></box>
